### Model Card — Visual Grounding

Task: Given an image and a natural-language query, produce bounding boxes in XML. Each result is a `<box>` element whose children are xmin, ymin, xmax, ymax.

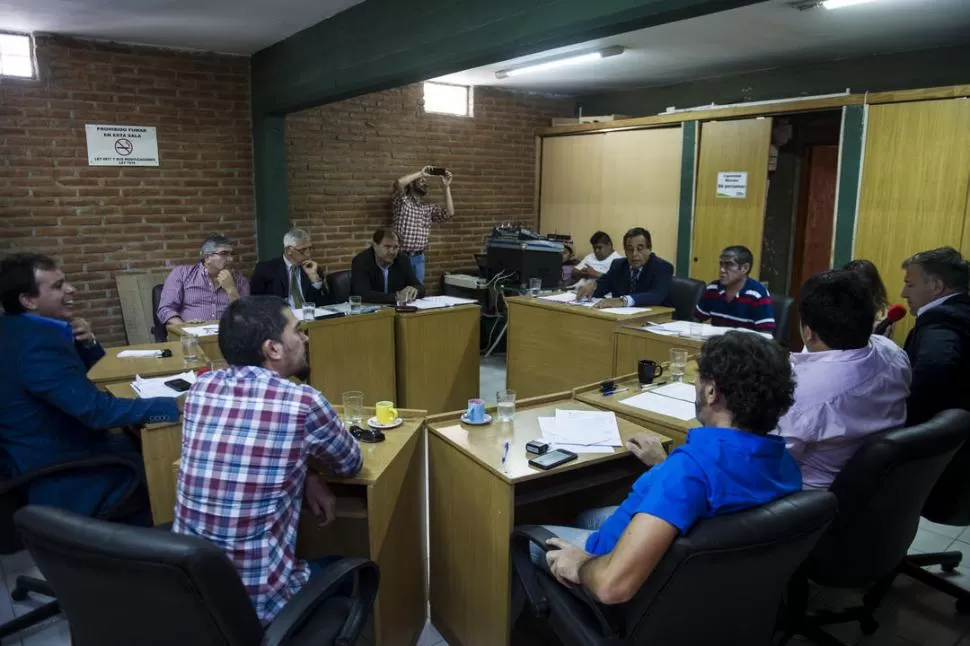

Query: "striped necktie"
<box><xmin>629</xmin><ymin>268</ymin><xmax>642</xmax><ymax>294</ymax></box>
<box><xmin>290</xmin><ymin>265</ymin><xmax>304</xmax><ymax>308</ymax></box>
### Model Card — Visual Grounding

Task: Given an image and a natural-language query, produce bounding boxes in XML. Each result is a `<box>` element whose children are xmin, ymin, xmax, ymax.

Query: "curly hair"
<box><xmin>697</xmin><ymin>332</ymin><xmax>794</xmax><ymax>435</ymax></box>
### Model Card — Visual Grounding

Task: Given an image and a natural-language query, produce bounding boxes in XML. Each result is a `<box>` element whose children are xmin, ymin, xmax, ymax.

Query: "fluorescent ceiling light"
<box><xmin>496</xmin><ymin>46</ymin><xmax>624</xmax><ymax>79</ymax></box>
<box><xmin>822</xmin><ymin>0</ymin><xmax>879</xmax><ymax>8</ymax></box>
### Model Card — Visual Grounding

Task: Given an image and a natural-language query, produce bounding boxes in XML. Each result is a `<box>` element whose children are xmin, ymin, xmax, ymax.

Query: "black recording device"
<box><xmin>163</xmin><ymin>378</ymin><xmax>192</xmax><ymax>392</ymax></box>
<box><xmin>525</xmin><ymin>440</ymin><xmax>549</xmax><ymax>455</ymax></box>
<box><xmin>528</xmin><ymin>449</ymin><xmax>578</xmax><ymax>471</ymax></box>
<box><xmin>159</xmin><ymin>349</ymin><xmax>173</xmax><ymax>358</ymax></box>
<box><xmin>426</xmin><ymin>166</ymin><xmax>449</xmax><ymax>176</ymax></box>
<box><xmin>350</xmin><ymin>425</ymin><xmax>386</xmax><ymax>443</ymax></box>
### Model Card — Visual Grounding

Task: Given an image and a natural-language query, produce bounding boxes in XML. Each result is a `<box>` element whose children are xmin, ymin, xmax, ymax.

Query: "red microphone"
<box><xmin>875</xmin><ymin>304</ymin><xmax>907</xmax><ymax>335</ymax></box>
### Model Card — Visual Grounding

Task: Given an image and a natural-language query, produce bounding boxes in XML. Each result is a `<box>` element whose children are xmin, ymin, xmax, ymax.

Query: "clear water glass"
<box><xmin>181</xmin><ymin>334</ymin><xmax>199</xmax><ymax>365</ymax></box>
<box><xmin>529</xmin><ymin>278</ymin><xmax>542</xmax><ymax>297</ymax></box>
<box><xmin>688</xmin><ymin>322</ymin><xmax>702</xmax><ymax>338</ymax></box>
<box><xmin>349</xmin><ymin>295</ymin><xmax>362</xmax><ymax>316</ymax></box>
<box><xmin>303</xmin><ymin>302</ymin><xmax>316</xmax><ymax>322</ymax></box>
<box><xmin>342</xmin><ymin>391</ymin><xmax>365</xmax><ymax>426</ymax></box>
<box><xmin>670</xmin><ymin>348</ymin><xmax>688</xmax><ymax>382</ymax></box>
<box><xmin>209</xmin><ymin>359</ymin><xmax>229</xmax><ymax>371</ymax></box>
<box><xmin>497</xmin><ymin>389</ymin><xmax>517</xmax><ymax>422</ymax></box>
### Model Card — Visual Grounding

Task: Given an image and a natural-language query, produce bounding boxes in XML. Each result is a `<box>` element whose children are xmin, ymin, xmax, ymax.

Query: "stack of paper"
<box><xmin>291</xmin><ymin>306</ymin><xmax>341</xmax><ymax>320</ymax></box>
<box><xmin>538</xmin><ymin>292</ymin><xmax>579</xmax><ymax>303</ymax></box>
<box><xmin>536</xmin><ymin>409</ymin><xmax>622</xmax><ymax>454</ymax></box>
<box><xmin>598</xmin><ymin>306</ymin><xmax>653</xmax><ymax>315</ymax></box>
<box><xmin>643</xmin><ymin>321</ymin><xmax>771</xmax><ymax>340</ymax></box>
<box><xmin>117</xmin><ymin>349</ymin><xmax>167</xmax><ymax>359</ymax></box>
<box><xmin>180</xmin><ymin>324</ymin><xmax>219</xmax><ymax>337</ymax></box>
<box><xmin>410</xmin><ymin>295</ymin><xmax>478</xmax><ymax>310</ymax></box>
<box><xmin>131</xmin><ymin>371</ymin><xmax>197</xmax><ymax>399</ymax></box>
<box><xmin>619</xmin><ymin>388</ymin><xmax>696</xmax><ymax>421</ymax></box>
<box><xmin>536</xmin><ymin>292</ymin><xmax>651</xmax><ymax>315</ymax></box>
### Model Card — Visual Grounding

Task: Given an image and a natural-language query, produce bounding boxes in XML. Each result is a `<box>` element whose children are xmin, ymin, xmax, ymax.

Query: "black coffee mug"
<box><xmin>638</xmin><ymin>360</ymin><xmax>664</xmax><ymax>385</ymax></box>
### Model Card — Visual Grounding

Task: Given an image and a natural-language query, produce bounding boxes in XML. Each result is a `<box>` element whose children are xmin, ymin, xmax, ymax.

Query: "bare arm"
<box><xmin>442</xmin><ymin>173</ymin><xmax>454</xmax><ymax>217</ymax></box>
<box><xmin>395</xmin><ymin>168</ymin><xmax>427</xmax><ymax>191</ymax></box>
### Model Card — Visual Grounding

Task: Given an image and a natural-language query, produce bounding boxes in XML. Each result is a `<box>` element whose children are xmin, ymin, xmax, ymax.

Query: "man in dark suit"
<box><xmin>250</xmin><ymin>228</ymin><xmax>333</xmax><ymax>307</ymax></box>
<box><xmin>351</xmin><ymin>228</ymin><xmax>426</xmax><ymax>305</ymax></box>
<box><xmin>575</xmin><ymin>227</ymin><xmax>673</xmax><ymax>308</ymax></box>
<box><xmin>0</xmin><ymin>253</ymin><xmax>180</xmax><ymax>524</ymax></box>
<box><xmin>900</xmin><ymin>246</ymin><xmax>970</xmax><ymax>426</ymax></box>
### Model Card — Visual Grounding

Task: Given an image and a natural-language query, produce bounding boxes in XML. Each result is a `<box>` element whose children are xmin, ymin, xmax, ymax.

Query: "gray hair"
<box><xmin>902</xmin><ymin>246</ymin><xmax>969</xmax><ymax>293</ymax></box>
<box><xmin>200</xmin><ymin>235</ymin><xmax>235</xmax><ymax>256</ymax></box>
<box><xmin>283</xmin><ymin>228</ymin><xmax>311</xmax><ymax>248</ymax></box>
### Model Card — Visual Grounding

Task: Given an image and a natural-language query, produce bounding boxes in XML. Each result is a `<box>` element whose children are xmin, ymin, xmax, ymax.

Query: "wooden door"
<box><xmin>538</xmin><ymin>134</ymin><xmax>605</xmax><ymax>241</ymax></box>
<box><xmin>854</xmin><ymin>99</ymin><xmax>970</xmax><ymax>341</ymax></box>
<box><xmin>692</xmin><ymin>118</ymin><xmax>772</xmax><ymax>282</ymax></box>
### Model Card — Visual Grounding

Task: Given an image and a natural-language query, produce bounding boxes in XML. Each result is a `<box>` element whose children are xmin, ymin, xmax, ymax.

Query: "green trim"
<box><xmin>253</xmin><ymin>116</ymin><xmax>289</xmax><ymax>261</ymax></box>
<box><xmin>832</xmin><ymin>105</ymin><xmax>865</xmax><ymax>267</ymax></box>
<box><xmin>676</xmin><ymin>121</ymin><xmax>697</xmax><ymax>277</ymax></box>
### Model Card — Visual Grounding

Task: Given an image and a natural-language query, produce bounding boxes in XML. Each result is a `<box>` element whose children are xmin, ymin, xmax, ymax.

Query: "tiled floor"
<box><xmin>480</xmin><ymin>352</ymin><xmax>507</xmax><ymax>403</ymax></box>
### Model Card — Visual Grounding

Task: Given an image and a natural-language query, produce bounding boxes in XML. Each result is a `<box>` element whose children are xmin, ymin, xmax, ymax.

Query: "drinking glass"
<box><xmin>181</xmin><ymin>335</ymin><xmax>199</xmax><ymax>365</ymax></box>
<box><xmin>349</xmin><ymin>295</ymin><xmax>362</xmax><ymax>316</ymax></box>
<box><xmin>342</xmin><ymin>391</ymin><xmax>365</xmax><ymax>426</ymax></box>
<box><xmin>303</xmin><ymin>302</ymin><xmax>316</xmax><ymax>322</ymax></box>
<box><xmin>669</xmin><ymin>348</ymin><xmax>688</xmax><ymax>382</ymax></box>
<box><xmin>688</xmin><ymin>322</ymin><xmax>702</xmax><ymax>338</ymax></box>
<box><xmin>497</xmin><ymin>389</ymin><xmax>517</xmax><ymax>422</ymax></box>
<box><xmin>529</xmin><ymin>278</ymin><xmax>542</xmax><ymax>297</ymax></box>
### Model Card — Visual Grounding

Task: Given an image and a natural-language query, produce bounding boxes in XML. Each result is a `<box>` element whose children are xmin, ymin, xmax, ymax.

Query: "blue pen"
<box><xmin>500</xmin><ymin>440</ymin><xmax>511</xmax><ymax>470</ymax></box>
<box><xmin>602</xmin><ymin>387</ymin><xmax>630</xmax><ymax>397</ymax></box>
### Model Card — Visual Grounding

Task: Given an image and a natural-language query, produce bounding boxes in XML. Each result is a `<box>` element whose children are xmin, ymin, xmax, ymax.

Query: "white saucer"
<box><xmin>367</xmin><ymin>416</ymin><xmax>403</xmax><ymax>429</ymax></box>
<box><xmin>461</xmin><ymin>413</ymin><xmax>493</xmax><ymax>426</ymax></box>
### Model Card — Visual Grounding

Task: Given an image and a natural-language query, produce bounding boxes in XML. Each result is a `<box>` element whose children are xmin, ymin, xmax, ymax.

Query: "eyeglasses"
<box><xmin>350</xmin><ymin>425</ymin><xmax>385</xmax><ymax>443</ymax></box>
<box><xmin>210</xmin><ymin>251</ymin><xmax>234</xmax><ymax>258</ymax></box>
<box><xmin>293</xmin><ymin>246</ymin><xmax>313</xmax><ymax>254</ymax></box>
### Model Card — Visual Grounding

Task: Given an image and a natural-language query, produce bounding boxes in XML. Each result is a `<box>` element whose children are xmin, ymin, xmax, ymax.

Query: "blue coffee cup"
<box><xmin>466</xmin><ymin>398</ymin><xmax>486</xmax><ymax>423</ymax></box>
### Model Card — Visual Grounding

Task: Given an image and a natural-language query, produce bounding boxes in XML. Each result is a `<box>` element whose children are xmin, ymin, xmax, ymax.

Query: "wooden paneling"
<box><xmin>539</xmin><ymin>134</ymin><xmax>604</xmax><ymax>241</ymax></box>
<box><xmin>306</xmin><ymin>310</ymin><xmax>396</xmax><ymax>404</ymax></box>
<box><xmin>692</xmin><ymin>118</ymin><xmax>773</xmax><ymax>282</ymax></box>
<box><xmin>854</xmin><ymin>99</ymin><xmax>970</xmax><ymax>342</ymax></box>
<box><xmin>612</xmin><ymin>324</ymin><xmax>704</xmax><ymax>377</ymax></box>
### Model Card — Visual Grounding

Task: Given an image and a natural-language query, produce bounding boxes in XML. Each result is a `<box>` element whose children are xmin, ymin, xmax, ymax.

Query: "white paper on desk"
<box><xmin>117</xmin><ymin>350</ymin><xmax>166</xmax><ymax>359</ymax></box>
<box><xmin>131</xmin><ymin>371</ymin><xmax>197</xmax><ymax>398</ymax></box>
<box><xmin>652</xmin><ymin>382</ymin><xmax>696</xmax><ymax>403</ymax></box>
<box><xmin>537</xmin><ymin>410</ymin><xmax>622</xmax><ymax>447</ymax></box>
<box><xmin>537</xmin><ymin>417</ymin><xmax>618</xmax><ymax>451</ymax></box>
<box><xmin>290</xmin><ymin>306</ymin><xmax>341</xmax><ymax>320</ymax></box>
<box><xmin>619</xmin><ymin>391</ymin><xmax>696</xmax><ymax>421</ymax></box>
<box><xmin>551</xmin><ymin>443</ymin><xmax>615</xmax><ymax>454</ymax></box>
<box><xmin>410</xmin><ymin>295</ymin><xmax>478</xmax><ymax>310</ymax></box>
<box><xmin>180</xmin><ymin>324</ymin><xmax>219</xmax><ymax>337</ymax></box>
<box><xmin>643</xmin><ymin>320</ymin><xmax>772</xmax><ymax>340</ymax></box>
<box><xmin>538</xmin><ymin>292</ymin><xmax>578</xmax><ymax>303</ymax></box>
<box><xmin>598</xmin><ymin>307</ymin><xmax>653</xmax><ymax>315</ymax></box>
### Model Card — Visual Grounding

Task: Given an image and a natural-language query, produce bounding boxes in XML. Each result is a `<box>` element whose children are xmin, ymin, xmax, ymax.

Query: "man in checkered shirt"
<box><xmin>392</xmin><ymin>166</ymin><xmax>455</xmax><ymax>284</ymax></box>
<box><xmin>172</xmin><ymin>295</ymin><xmax>362</xmax><ymax>625</ymax></box>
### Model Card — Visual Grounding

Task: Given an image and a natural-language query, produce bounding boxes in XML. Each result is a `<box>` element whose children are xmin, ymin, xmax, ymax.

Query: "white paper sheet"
<box><xmin>652</xmin><ymin>382</ymin><xmax>696</xmax><ymax>403</ymax></box>
<box><xmin>619</xmin><ymin>391</ymin><xmax>696</xmax><ymax>421</ymax></box>
<box><xmin>535</xmin><ymin>410</ymin><xmax>623</xmax><ymax>447</ymax></box>
<box><xmin>291</xmin><ymin>306</ymin><xmax>342</xmax><ymax>320</ymax></box>
<box><xmin>538</xmin><ymin>292</ymin><xmax>578</xmax><ymax>303</ymax></box>
<box><xmin>641</xmin><ymin>320</ymin><xmax>772</xmax><ymax>340</ymax></box>
<box><xmin>410</xmin><ymin>295</ymin><xmax>478</xmax><ymax>310</ymax></box>
<box><xmin>131</xmin><ymin>371</ymin><xmax>197</xmax><ymax>399</ymax></box>
<box><xmin>598</xmin><ymin>307</ymin><xmax>653</xmax><ymax>315</ymax></box>
<box><xmin>117</xmin><ymin>350</ymin><xmax>167</xmax><ymax>358</ymax></box>
<box><xmin>536</xmin><ymin>417</ymin><xmax>620</xmax><ymax>452</ymax></box>
<box><xmin>180</xmin><ymin>324</ymin><xmax>219</xmax><ymax>337</ymax></box>
<box><xmin>550</xmin><ymin>444</ymin><xmax>615</xmax><ymax>454</ymax></box>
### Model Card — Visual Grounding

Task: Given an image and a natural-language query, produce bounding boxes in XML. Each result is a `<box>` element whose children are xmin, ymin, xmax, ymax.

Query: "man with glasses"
<box><xmin>693</xmin><ymin>245</ymin><xmax>775</xmax><ymax>333</ymax></box>
<box><xmin>250</xmin><ymin>228</ymin><xmax>333</xmax><ymax>307</ymax></box>
<box><xmin>157</xmin><ymin>235</ymin><xmax>250</xmax><ymax>326</ymax></box>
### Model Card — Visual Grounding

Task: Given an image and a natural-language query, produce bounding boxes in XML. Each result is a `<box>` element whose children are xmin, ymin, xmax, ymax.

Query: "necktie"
<box><xmin>629</xmin><ymin>268</ymin><xmax>641</xmax><ymax>294</ymax></box>
<box><xmin>290</xmin><ymin>265</ymin><xmax>304</xmax><ymax>308</ymax></box>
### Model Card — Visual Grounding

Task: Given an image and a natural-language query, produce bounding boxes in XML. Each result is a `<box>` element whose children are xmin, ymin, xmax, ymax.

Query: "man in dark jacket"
<box><xmin>900</xmin><ymin>246</ymin><xmax>970</xmax><ymax>426</ymax></box>
<box><xmin>250</xmin><ymin>228</ymin><xmax>333</xmax><ymax>307</ymax></box>
<box><xmin>575</xmin><ymin>227</ymin><xmax>673</xmax><ymax>308</ymax></box>
<box><xmin>351</xmin><ymin>228</ymin><xmax>426</xmax><ymax>305</ymax></box>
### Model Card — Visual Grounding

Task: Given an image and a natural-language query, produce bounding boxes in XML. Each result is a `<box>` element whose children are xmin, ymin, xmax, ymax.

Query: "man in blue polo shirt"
<box><xmin>694</xmin><ymin>245</ymin><xmax>775</xmax><ymax>333</ymax></box>
<box><xmin>532</xmin><ymin>332</ymin><xmax>801</xmax><ymax>604</ymax></box>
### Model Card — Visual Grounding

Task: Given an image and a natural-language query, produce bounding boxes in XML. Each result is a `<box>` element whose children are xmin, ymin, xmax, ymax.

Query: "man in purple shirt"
<box><xmin>157</xmin><ymin>235</ymin><xmax>250</xmax><ymax>326</ymax></box>
<box><xmin>774</xmin><ymin>270</ymin><xmax>911</xmax><ymax>490</ymax></box>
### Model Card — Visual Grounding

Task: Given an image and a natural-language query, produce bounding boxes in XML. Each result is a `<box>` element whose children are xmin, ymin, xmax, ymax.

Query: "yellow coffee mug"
<box><xmin>375</xmin><ymin>401</ymin><xmax>398</xmax><ymax>425</ymax></box>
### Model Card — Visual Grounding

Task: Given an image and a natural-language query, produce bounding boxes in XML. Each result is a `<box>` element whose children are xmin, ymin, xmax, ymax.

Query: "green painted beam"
<box><xmin>253</xmin><ymin>115</ymin><xmax>290</xmax><ymax>261</ymax></box>
<box><xmin>676</xmin><ymin>121</ymin><xmax>697</xmax><ymax>277</ymax></box>
<box><xmin>251</xmin><ymin>0</ymin><xmax>762</xmax><ymax>116</ymax></box>
<box><xmin>832</xmin><ymin>105</ymin><xmax>865</xmax><ymax>268</ymax></box>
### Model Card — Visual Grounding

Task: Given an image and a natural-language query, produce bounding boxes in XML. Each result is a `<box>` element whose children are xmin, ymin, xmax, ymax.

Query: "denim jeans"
<box><xmin>407</xmin><ymin>252</ymin><xmax>425</xmax><ymax>284</ymax></box>
<box><xmin>529</xmin><ymin>505</ymin><xmax>619</xmax><ymax>564</ymax></box>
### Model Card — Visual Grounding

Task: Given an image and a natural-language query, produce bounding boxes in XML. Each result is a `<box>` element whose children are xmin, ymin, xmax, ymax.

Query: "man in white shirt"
<box><xmin>571</xmin><ymin>231</ymin><xmax>623</xmax><ymax>288</ymax></box>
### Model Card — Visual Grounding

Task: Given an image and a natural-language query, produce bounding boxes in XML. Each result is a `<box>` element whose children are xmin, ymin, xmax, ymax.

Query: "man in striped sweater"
<box><xmin>694</xmin><ymin>245</ymin><xmax>775</xmax><ymax>333</ymax></box>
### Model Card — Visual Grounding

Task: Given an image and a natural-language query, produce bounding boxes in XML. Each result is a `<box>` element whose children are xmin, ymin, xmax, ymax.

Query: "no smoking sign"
<box><xmin>85</xmin><ymin>124</ymin><xmax>159</xmax><ymax>166</ymax></box>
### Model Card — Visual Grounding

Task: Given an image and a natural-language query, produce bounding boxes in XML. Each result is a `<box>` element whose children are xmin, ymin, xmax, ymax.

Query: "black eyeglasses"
<box><xmin>350</xmin><ymin>425</ymin><xmax>385</xmax><ymax>443</ymax></box>
<box><xmin>210</xmin><ymin>251</ymin><xmax>234</xmax><ymax>258</ymax></box>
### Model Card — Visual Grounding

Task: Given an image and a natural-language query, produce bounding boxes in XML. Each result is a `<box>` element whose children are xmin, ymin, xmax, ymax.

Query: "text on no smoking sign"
<box><xmin>85</xmin><ymin>124</ymin><xmax>160</xmax><ymax>167</ymax></box>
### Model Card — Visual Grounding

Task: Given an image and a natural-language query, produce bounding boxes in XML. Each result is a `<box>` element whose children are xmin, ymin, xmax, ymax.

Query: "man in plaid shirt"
<box><xmin>172</xmin><ymin>295</ymin><xmax>361</xmax><ymax>625</ymax></box>
<box><xmin>392</xmin><ymin>166</ymin><xmax>455</xmax><ymax>283</ymax></box>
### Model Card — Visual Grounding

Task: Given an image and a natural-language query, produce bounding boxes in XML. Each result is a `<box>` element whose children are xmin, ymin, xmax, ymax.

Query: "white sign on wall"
<box><xmin>85</xmin><ymin>124</ymin><xmax>159</xmax><ymax>166</ymax></box>
<box><xmin>716</xmin><ymin>171</ymin><xmax>748</xmax><ymax>199</ymax></box>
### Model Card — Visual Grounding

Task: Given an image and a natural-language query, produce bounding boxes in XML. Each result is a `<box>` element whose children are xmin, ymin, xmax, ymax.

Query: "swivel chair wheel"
<box><xmin>956</xmin><ymin>598</ymin><xmax>970</xmax><ymax>614</ymax></box>
<box><xmin>859</xmin><ymin>616</ymin><xmax>878</xmax><ymax>636</ymax></box>
<box><xmin>10</xmin><ymin>587</ymin><xmax>28</xmax><ymax>602</ymax></box>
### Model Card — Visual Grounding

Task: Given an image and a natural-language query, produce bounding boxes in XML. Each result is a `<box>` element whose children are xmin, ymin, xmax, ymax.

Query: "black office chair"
<box><xmin>13</xmin><ymin>505</ymin><xmax>379</xmax><ymax>646</ymax></box>
<box><xmin>512</xmin><ymin>490</ymin><xmax>837</xmax><ymax>646</ymax></box>
<box><xmin>782</xmin><ymin>409</ymin><xmax>970</xmax><ymax>646</ymax></box>
<box><xmin>668</xmin><ymin>276</ymin><xmax>706</xmax><ymax>321</ymax></box>
<box><xmin>150</xmin><ymin>283</ymin><xmax>167</xmax><ymax>342</ymax></box>
<box><xmin>326</xmin><ymin>270</ymin><xmax>353</xmax><ymax>305</ymax></box>
<box><xmin>0</xmin><ymin>455</ymin><xmax>145</xmax><ymax>640</ymax></box>
<box><xmin>771</xmin><ymin>294</ymin><xmax>794</xmax><ymax>345</ymax></box>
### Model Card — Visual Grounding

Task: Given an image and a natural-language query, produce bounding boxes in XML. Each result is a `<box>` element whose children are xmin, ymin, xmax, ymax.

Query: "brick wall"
<box><xmin>1</xmin><ymin>36</ymin><xmax>254</xmax><ymax>346</ymax></box>
<box><xmin>286</xmin><ymin>84</ymin><xmax>574</xmax><ymax>292</ymax></box>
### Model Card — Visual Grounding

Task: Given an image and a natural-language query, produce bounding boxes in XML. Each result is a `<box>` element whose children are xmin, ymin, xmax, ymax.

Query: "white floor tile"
<box><xmin>918</xmin><ymin>518</ymin><xmax>966</xmax><ymax>540</ymax></box>
<box><xmin>909</xmin><ymin>529</ymin><xmax>958</xmax><ymax>555</ymax></box>
<box><xmin>416</xmin><ymin>620</ymin><xmax>446</xmax><ymax>646</ymax></box>
<box><xmin>17</xmin><ymin>617</ymin><xmax>70</xmax><ymax>646</ymax></box>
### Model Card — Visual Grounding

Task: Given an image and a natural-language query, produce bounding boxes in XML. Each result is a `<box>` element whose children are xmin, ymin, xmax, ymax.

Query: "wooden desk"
<box><xmin>167</xmin><ymin>321</ymin><xmax>222</xmax><ymax>362</ymax></box>
<box><xmin>88</xmin><ymin>341</ymin><xmax>206</xmax><ymax>385</ymax></box>
<box><xmin>305</xmin><ymin>308</ymin><xmax>397</xmax><ymax>405</ymax></box>
<box><xmin>396</xmin><ymin>305</ymin><xmax>480</xmax><ymax>414</ymax></box>
<box><xmin>612</xmin><ymin>323</ymin><xmax>704</xmax><ymax>376</ymax></box>
<box><xmin>506</xmin><ymin>296</ymin><xmax>674</xmax><ymax>399</ymax></box>
<box><xmin>574</xmin><ymin>368</ymin><xmax>699</xmax><ymax>446</ymax></box>
<box><xmin>426</xmin><ymin>394</ymin><xmax>672</xmax><ymax>646</ymax></box>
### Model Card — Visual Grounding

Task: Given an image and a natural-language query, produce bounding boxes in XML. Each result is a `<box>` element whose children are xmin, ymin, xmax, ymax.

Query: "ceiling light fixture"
<box><xmin>495</xmin><ymin>46</ymin><xmax>624</xmax><ymax>79</ymax></box>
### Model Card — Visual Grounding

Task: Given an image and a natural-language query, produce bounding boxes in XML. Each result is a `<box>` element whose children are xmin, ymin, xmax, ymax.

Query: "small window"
<box><xmin>0</xmin><ymin>33</ymin><xmax>34</xmax><ymax>79</ymax></box>
<box><xmin>423</xmin><ymin>82</ymin><xmax>473</xmax><ymax>117</ymax></box>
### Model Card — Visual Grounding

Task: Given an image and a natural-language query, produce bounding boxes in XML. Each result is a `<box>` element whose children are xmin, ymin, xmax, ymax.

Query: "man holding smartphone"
<box><xmin>392</xmin><ymin>166</ymin><xmax>455</xmax><ymax>284</ymax></box>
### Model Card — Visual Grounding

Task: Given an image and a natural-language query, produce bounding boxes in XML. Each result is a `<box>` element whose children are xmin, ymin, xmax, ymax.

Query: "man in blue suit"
<box><xmin>0</xmin><ymin>253</ymin><xmax>180</xmax><ymax>524</ymax></box>
<box><xmin>575</xmin><ymin>227</ymin><xmax>674</xmax><ymax>308</ymax></box>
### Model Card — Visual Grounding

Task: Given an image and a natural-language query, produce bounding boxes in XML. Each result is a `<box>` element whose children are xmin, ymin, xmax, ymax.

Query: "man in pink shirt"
<box><xmin>157</xmin><ymin>235</ymin><xmax>250</xmax><ymax>326</ymax></box>
<box><xmin>774</xmin><ymin>270</ymin><xmax>911</xmax><ymax>490</ymax></box>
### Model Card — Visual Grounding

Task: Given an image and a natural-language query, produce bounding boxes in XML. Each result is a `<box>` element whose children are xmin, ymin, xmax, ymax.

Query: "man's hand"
<box><xmin>397</xmin><ymin>286</ymin><xmax>419</xmax><ymax>303</ymax></box>
<box><xmin>304</xmin><ymin>474</ymin><xmax>337</xmax><ymax>527</ymax></box>
<box><xmin>575</xmin><ymin>282</ymin><xmax>596</xmax><ymax>302</ymax></box>
<box><xmin>626</xmin><ymin>433</ymin><xmax>668</xmax><ymax>466</ymax></box>
<box><xmin>440</xmin><ymin>171</ymin><xmax>453</xmax><ymax>188</ymax></box>
<box><xmin>71</xmin><ymin>318</ymin><xmax>96</xmax><ymax>346</ymax></box>
<box><xmin>216</xmin><ymin>270</ymin><xmax>237</xmax><ymax>296</ymax></box>
<box><xmin>421</xmin><ymin>166</ymin><xmax>434</xmax><ymax>177</ymax></box>
<box><xmin>593</xmin><ymin>298</ymin><xmax>625</xmax><ymax>309</ymax></box>
<box><xmin>545</xmin><ymin>538</ymin><xmax>593</xmax><ymax>587</ymax></box>
<box><xmin>301</xmin><ymin>260</ymin><xmax>321</xmax><ymax>281</ymax></box>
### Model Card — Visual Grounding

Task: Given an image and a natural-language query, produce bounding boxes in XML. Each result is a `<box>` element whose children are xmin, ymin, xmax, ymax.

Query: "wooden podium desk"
<box><xmin>395</xmin><ymin>304</ymin><xmax>480</xmax><ymax>414</ymax></box>
<box><xmin>426</xmin><ymin>394</ymin><xmax>672</xmax><ymax>646</ymax></box>
<box><xmin>613</xmin><ymin>323</ymin><xmax>704</xmax><ymax>376</ymax></box>
<box><xmin>88</xmin><ymin>341</ymin><xmax>206</xmax><ymax>386</ymax></box>
<box><xmin>506</xmin><ymin>296</ymin><xmax>673</xmax><ymax>399</ymax></box>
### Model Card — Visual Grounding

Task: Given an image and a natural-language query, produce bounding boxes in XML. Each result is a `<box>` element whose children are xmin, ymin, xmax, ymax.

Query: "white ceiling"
<box><xmin>0</xmin><ymin>0</ymin><xmax>365</xmax><ymax>54</ymax></box>
<box><xmin>434</xmin><ymin>0</ymin><xmax>970</xmax><ymax>93</ymax></box>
